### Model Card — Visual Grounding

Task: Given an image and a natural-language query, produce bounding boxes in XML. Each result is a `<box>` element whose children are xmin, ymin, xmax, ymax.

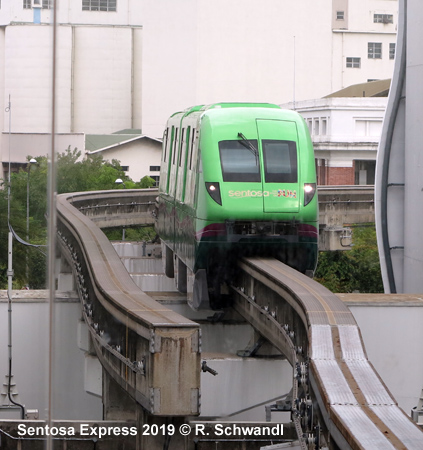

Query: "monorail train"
<box><xmin>156</xmin><ymin>103</ymin><xmax>318</xmax><ymax>309</ymax></box>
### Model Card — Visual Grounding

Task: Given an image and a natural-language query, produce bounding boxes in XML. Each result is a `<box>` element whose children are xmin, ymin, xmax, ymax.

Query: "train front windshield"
<box><xmin>218</xmin><ymin>139</ymin><xmax>297</xmax><ymax>183</ymax></box>
<box><xmin>219</xmin><ymin>140</ymin><xmax>260</xmax><ymax>182</ymax></box>
<box><xmin>262</xmin><ymin>140</ymin><xmax>297</xmax><ymax>183</ymax></box>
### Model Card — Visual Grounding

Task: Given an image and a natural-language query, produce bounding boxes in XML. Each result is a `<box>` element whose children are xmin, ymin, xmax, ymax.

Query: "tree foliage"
<box><xmin>0</xmin><ymin>147</ymin><xmax>154</xmax><ymax>289</ymax></box>
<box><xmin>314</xmin><ymin>225</ymin><xmax>384</xmax><ymax>293</ymax></box>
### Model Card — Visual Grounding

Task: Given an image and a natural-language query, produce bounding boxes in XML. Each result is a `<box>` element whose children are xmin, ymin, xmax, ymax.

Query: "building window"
<box><xmin>389</xmin><ymin>43</ymin><xmax>396</xmax><ymax>60</ymax></box>
<box><xmin>121</xmin><ymin>165</ymin><xmax>129</xmax><ymax>171</ymax></box>
<box><xmin>336</xmin><ymin>11</ymin><xmax>344</xmax><ymax>20</ymax></box>
<box><xmin>150</xmin><ymin>176</ymin><xmax>160</xmax><ymax>187</ymax></box>
<box><xmin>150</xmin><ymin>166</ymin><xmax>160</xmax><ymax>172</ymax></box>
<box><xmin>368</xmin><ymin>42</ymin><xmax>382</xmax><ymax>59</ymax></box>
<box><xmin>346</xmin><ymin>57</ymin><xmax>361</xmax><ymax>68</ymax></box>
<box><xmin>374</xmin><ymin>14</ymin><xmax>393</xmax><ymax>24</ymax></box>
<box><xmin>321</xmin><ymin>118</ymin><xmax>327</xmax><ymax>135</ymax></box>
<box><xmin>355</xmin><ymin>119</ymin><xmax>383</xmax><ymax>137</ymax></box>
<box><xmin>314</xmin><ymin>118</ymin><xmax>320</xmax><ymax>136</ymax></box>
<box><xmin>82</xmin><ymin>0</ymin><xmax>117</xmax><ymax>11</ymax></box>
<box><xmin>354</xmin><ymin>160</ymin><xmax>376</xmax><ymax>185</ymax></box>
<box><xmin>24</xmin><ymin>0</ymin><xmax>50</xmax><ymax>7</ymax></box>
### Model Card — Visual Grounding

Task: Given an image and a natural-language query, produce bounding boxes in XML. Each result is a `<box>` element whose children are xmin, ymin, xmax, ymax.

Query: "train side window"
<box><xmin>163</xmin><ymin>127</ymin><xmax>170</xmax><ymax>162</ymax></box>
<box><xmin>172</xmin><ymin>128</ymin><xmax>179</xmax><ymax>165</ymax></box>
<box><xmin>193</xmin><ymin>151</ymin><xmax>201</xmax><ymax>207</ymax></box>
<box><xmin>262</xmin><ymin>140</ymin><xmax>297</xmax><ymax>183</ymax></box>
<box><xmin>219</xmin><ymin>140</ymin><xmax>260</xmax><ymax>182</ymax></box>
<box><xmin>165</xmin><ymin>126</ymin><xmax>175</xmax><ymax>193</ymax></box>
<box><xmin>179</xmin><ymin>128</ymin><xmax>186</xmax><ymax>167</ymax></box>
<box><xmin>180</xmin><ymin>126</ymin><xmax>191</xmax><ymax>201</ymax></box>
<box><xmin>189</xmin><ymin>128</ymin><xmax>196</xmax><ymax>170</ymax></box>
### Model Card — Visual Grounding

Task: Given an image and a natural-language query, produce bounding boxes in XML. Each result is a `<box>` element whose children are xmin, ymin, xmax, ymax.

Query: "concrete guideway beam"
<box><xmin>57</xmin><ymin>190</ymin><xmax>200</xmax><ymax>417</ymax></box>
<box><xmin>69</xmin><ymin>188</ymin><xmax>158</xmax><ymax>228</ymax></box>
<box><xmin>232</xmin><ymin>257</ymin><xmax>423</xmax><ymax>449</ymax></box>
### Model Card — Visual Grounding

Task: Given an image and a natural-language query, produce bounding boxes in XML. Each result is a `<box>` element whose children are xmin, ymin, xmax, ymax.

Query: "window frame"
<box><xmin>218</xmin><ymin>140</ymin><xmax>261</xmax><ymax>183</ymax></box>
<box><xmin>368</xmin><ymin>42</ymin><xmax>382</xmax><ymax>59</ymax></box>
<box><xmin>82</xmin><ymin>0</ymin><xmax>117</xmax><ymax>12</ymax></box>
<box><xmin>389</xmin><ymin>43</ymin><xmax>396</xmax><ymax>60</ymax></box>
<box><xmin>374</xmin><ymin>14</ymin><xmax>393</xmax><ymax>24</ymax></box>
<box><xmin>262</xmin><ymin>139</ymin><xmax>298</xmax><ymax>184</ymax></box>
<box><xmin>346</xmin><ymin>57</ymin><xmax>361</xmax><ymax>68</ymax></box>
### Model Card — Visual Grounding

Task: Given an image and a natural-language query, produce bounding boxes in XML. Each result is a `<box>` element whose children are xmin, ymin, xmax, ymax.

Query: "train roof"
<box><xmin>170</xmin><ymin>102</ymin><xmax>282</xmax><ymax>118</ymax></box>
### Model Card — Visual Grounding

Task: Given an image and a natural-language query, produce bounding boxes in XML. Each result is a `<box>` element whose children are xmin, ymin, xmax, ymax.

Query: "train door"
<box><xmin>256</xmin><ymin>119</ymin><xmax>300</xmax><ymax>213</ymax></box>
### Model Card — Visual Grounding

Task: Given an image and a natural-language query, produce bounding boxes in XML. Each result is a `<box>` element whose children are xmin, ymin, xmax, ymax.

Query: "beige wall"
<box><xmin>90</xmin><ymin>139</ymin><xmax>162</xmax><ymax>183</ymax></box>
<box><xmin>1</xmin><ymin>132</ymin><xmax>85</xmax><ymax>165</ymax></box>
<box><xmin>73</xmin><ymin>26</ymin><xmax>135</xmax><ymax>134</ymax></box>
<box><xmin>141</xmin><ymin>0</ymin><xmax>397</xmax><ymax>138</ymax></box>
<box><xmin>332</xmin><ymin>0</ymin><xmax>349</xmax><ymax>29</ymax></box>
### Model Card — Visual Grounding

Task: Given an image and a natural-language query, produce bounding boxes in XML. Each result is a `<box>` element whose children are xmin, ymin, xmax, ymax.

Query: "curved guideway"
<box><xmin>56</xmin><ymin>190</ymin><xmax>200</xmax><ymax>417</ymax></box>
<box><xmin>232</xmin><ymin>257</ymin><xmax>423</xmax><ymax>449</ymax></box>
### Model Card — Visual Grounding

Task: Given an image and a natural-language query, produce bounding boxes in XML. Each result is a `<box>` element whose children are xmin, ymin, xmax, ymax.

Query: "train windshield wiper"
<box><xmin>237</xmin><ymin>132</ymin><xmax>259</xmax><ymax>165</ymax></box>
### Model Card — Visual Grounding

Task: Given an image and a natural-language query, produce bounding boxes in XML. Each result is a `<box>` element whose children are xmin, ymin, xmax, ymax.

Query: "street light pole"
<box><xmin>26</xmin><ymin>158</ymin><xmax>37</xmax><ymax>285</ymax></box>
<box><xmin>115</xmin><ymin>178</ymin><xmax>126</xmax><ymax>188</ymax></box>
<box><xmin>115</xmin><ymin>178</ymin><xmax>126</xmax><ymax>240</ymax></box>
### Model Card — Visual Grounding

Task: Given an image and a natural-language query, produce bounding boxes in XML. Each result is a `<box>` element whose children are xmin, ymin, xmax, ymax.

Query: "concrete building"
<box><xmin>282</xmin><ymin>85</ymin><xmax>389</xmax><ymax>185</ymax></box>
<box><xmin>0</xmin><ymin>0</ymin><xmax>397</xmax><ymax>180</ymax></box>
<box><xmin>0</xmin><ymin>0</ymin><xmax>143</xmax><ymax>180</ymax></box>
<box><xmin>141</xmin><ymin>0</ymin><xmax>398</xmax><ymax>137</ymax></box>
<box><xmin>85</xmin><ymin>131</ymin><xmax>162</xmax><ymax>184</ymax></box>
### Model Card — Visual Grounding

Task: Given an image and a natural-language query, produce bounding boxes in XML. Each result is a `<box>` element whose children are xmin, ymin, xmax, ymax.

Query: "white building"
<box><xmin>0</xmin><ymin>0</ymin><xmax>397</xmax><ymax>180</ymax></box>
<box><xmin>85</xmin><ymin>132</ymin><xmax>162</xmax><ymax>184</ymax></box>
<box><xmin>282</xmin><ymin>81</ymin><xmax>389</xmax><ymax>185</ymax></box>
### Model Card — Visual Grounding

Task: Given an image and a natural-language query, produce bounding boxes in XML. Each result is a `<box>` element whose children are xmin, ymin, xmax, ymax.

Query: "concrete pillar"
<box><xmin>57</xmin><ymin>254</ymin><xmax>75</xmax><ymax>292</ymax></box>
<box><xmin>103</xmin><ymin>371</ymin><xmax>191</xmax><ymax>449</ymax></box>
<box><xmin>102</xmin><ymin>369</ymin><xmax>137</xmax><ymax>421</ymax></box>
<box><xmin>136</xmin><ymin>405</ymin><xmax>191</xmax><ymax>450</ymax></box>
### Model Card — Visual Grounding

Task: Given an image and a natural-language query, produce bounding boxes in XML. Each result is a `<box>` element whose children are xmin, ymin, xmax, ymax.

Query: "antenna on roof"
<box><xmin>293</xmin><ymin>36</ymin><xmax>296</xmax><ymax>110</ymax></box>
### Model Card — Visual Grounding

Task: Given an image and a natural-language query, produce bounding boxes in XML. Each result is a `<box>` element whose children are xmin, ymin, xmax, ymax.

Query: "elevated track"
<box><xmin>56</xmin><ymin>188</ymin><xmax>423</xmax><ymax>449</ymax></box>
<box><xmin>232</xmin><ymin>258</ymin><xmax>423</xmax><ymax>449</ymax></box>
<box><xmin>57</xmin><ymin>189</ymin><xmax>200</xmax><ymax>417</ymax></box>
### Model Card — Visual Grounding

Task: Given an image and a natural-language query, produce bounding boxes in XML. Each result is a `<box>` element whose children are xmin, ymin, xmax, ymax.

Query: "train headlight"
<box><xmin>304</xmin><ymin>183</ymin><xmax>316</xmax><ymax>206</ymax></box>
<box><xmin>206</xmin><ymin>182</ymin><xmax>222</xmax><ymax>205</ymax></box>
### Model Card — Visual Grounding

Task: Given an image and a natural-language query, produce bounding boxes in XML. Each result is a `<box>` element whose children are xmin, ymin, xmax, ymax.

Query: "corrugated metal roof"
<box><xmin>85</xmin><ymin>134</ymin><xmax>137</xmax><ymax>151</ymax></box>
<box><xmin>325</xmin><ymin>79</ymin><xmax>391</xmax><ymax>98</ymax></box>
<box><xmin>112</xmin><ymin>129</ymin><xmax>142</xmax><ymax>135</ymax></box>
<box><xmin>85</xmin><ymin>130</ymin><xmax>162</xmax><ymax>153</ymax></box>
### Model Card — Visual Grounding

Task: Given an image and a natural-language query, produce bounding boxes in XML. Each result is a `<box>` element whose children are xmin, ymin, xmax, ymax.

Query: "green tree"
<box><xmin>137</xmin><ymin>175</ymin><xmax>156</xmax><ymax>189</ymax></box>
<box><xmin>0</xmin><ymin>148</ymin><xmax>140</xmax><ymax>289</ymax></box>
<box><xmin>314</xmin><ymin>225</ymin><xmax>383</xmax><ymax>293</ymax></box>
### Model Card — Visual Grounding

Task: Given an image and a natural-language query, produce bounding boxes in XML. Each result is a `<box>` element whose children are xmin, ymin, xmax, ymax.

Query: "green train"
<box><xmin>156</xmin><ymin>103</ymin><xmax>318</xmax><ymax>309</ymax></box>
